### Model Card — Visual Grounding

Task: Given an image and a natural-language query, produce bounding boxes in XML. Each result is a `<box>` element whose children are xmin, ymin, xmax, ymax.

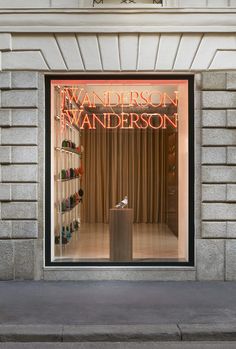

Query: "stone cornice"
<box><xmin>0</xmin><ymin>8</ymin><xmax>236</xmax><ymax>33</ymax></box>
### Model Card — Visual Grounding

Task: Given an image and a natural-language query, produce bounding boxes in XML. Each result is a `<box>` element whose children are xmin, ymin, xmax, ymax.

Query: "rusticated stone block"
<box><xmin>201</xmin><ymin>222</ymin><xmax>227</xmax><ymax>238</ymax></box>
<box><xmin>226</xmin><ymin>240</ymin><xmax>236</xmax><ymax>281</ymax></box>
<box><xmin>227</xmin><ymin>147</ymin><xmax>236</xmax><ymax>164</ymax></box>
<box><xmin>202</xmin><ymin>184</ymin><xmax>226</xmax><ymax>202</ymax></box>
<box><xmin>0</xmin><ymin>147</ymin><xmax>11</xmax><ymax>164</ymax></box>
<box><xmin>202</xmin><ymin>91</ymin><xmax>236</xmax><ymax>108</ymax></box>
<box><xmin>0</xmin><ymin>34</ymin><xmax>12</xmax><ymax>51</ymax></box>
<box><xmin>196</xmin><ymin>239</ymin><xmax>224</xmax><ymax>280</ymax></box>
<box><xmin>202</xmin><ymin>129</ymin><xmax>236</xmax><ymax>146</ymax></box>
<box><xmin>227</xmin><ymin>73</ymin><xmax>236</xmax><ymax>90</ymax></box>
<box><xmin>0</xmin><ymin>184</ymin><xmax>11</xmax><ymax>201</ymax></box>
<box><xmin>12</xmin><ymin>72</ymin><xmax>38</xmax><ymax>89</ymax></box>
<box><xmin>1</xmin><ymin>202</ymin><xmax>37</xmax><ymax>219</ymax></box>
<box><xmin>1</xmin><ymin>128</ymin><xmax>37</xmax><ymax>145</ymax></box>
<box><xmin>0</xmin><ymin>72</ymin><xmax>11</xmax><ymax>89</ymax></box>
<box><xmin>1</xmin><ymin>165</ymin><xmax>38</xmax><ymax>182</ymax></box>
<box><xmin>1</xmin><ymin>90</ymin><xmax>38</xmax><ymax>108</ymax></box>
<box><xmin>0</xmin><ymin>110</ymin><xmax>11</xmax><ymax>127</ymax></box>
<box><xmin>201</xmin><ymin>147</ymin><xmax>226</xmax><ymax>164</ymax></box>
<box><xmin>11</xmin><ymin>184</ymin><xmax>37</xmax><ymax>201</ymax></box>
<box><xmin>0</xmin><ymin>221</ymin><xmax>12</xmax><ymax>239</ymax></box>
<box><xmin>14</xmin><ymin>240</ymin><xmax>35</xmax><ymax>279</ymax></box>
<box><xmin>11</xmin><ymin>109</ymin><xmax>38</xmax><ymax>127</ymax></box>
<box><xmin>202</xmin><ymin>166</ymin><xmax>236</xmax><ymax>183</ymax></box>
<box><xmin>227</xmin><ymin>110</ymin><xmax>236</xmax><ymax>127</ymax></box>
<box><xmin>202</xmin><ymin>110</ymin><xmax>226</xmax><ymax>128</ymax></box>
<box><xmin>12</xmin><ymin>221</ymin><xmax>38</xmax><ymax>239</ymax></box>
<box><xmin>227</xmin><ymin>184</ymin><xmax>236</xmax><ymax>202</ymax></box>
<box><xmin>2</xmin><ymin>51</ymin><xmax>48</xmax><ymax>71</ymax></box>
<box><xmin>202</xmin><ymin>72</ymin><xmax>226</xmax><ymax>90</ymax></box>
<box><xmin>227</xmin><ymin>222</ymin><xmax>236</xmax><ymax>238</ymax></box>
<box><xmin>202</xmin><ymin>203</ymin><xmax>236</xmax><ymax>220</ymax></box>
<box><xmin>0</xmin><ymin>241</ymin><xmax>14</xmax><ymax>280</ymax></box>
<box><xmin>12</xmin><ymin>146</ymin><xmax>38</xmax><ymax>163</ymax></box>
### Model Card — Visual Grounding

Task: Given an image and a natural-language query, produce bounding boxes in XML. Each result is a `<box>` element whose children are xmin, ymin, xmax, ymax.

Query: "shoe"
<box><xmin>61</xmin><ymin>200</ymin><xmax>66</xmax><ymax>212</ymax></box>
<box><xmin>66</xmin><ymin>226</ymin><xmax>71</xmax><ymax>241</ymax></box>
<box><xmin>79</xmin><ymin>188</ymin><xmax>84</xmax><ymax>197</ymax></box>
<box><xmin>61</xmin><ymin>169</ymin><xmax>66</xmax><ymax>180</ymax></box>
<box><xmin>62</xmin><ymin>237</ymin><xmax>67</xmax><ymax>244</ymax></box>
<box><xmin>65</xmin><ymin>198</ymin><xmax>70</xmax><ymax>210</ymax></box>
<box><xmin>62</xmin><ymin>139</ymin><xmax>67</xmax><ymax>148</ymax></box>
<box><xmin>70</xmin><ymin>195</ymin><xmax>74</xmax><ymax>208</ymax></box>
<box><xmin>78</xmin><ymin>166</ymin><xmax>84</xmax><ymax>175</ymax></box>
<box><xmin>70</xmin><ymin>168</ymin><xmax>75</xmax><ymax>178</ymax></box>
<box><xmin>76</xmin><ymin>145</ymin><xmax>84</xmax><ymax>154</ymax></box>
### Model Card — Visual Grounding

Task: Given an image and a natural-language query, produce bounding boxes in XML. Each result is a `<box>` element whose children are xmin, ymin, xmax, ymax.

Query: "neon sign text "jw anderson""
<box><xmin>60</xmin><ymin>88</ymin><xmax>179</xmax><ymax>130</ymax></box>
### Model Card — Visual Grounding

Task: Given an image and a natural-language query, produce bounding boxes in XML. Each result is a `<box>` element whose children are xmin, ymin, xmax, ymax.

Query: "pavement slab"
<box><xmin>62</xmin><ymin>324</ymin><xmax>180</xmax><ymax>342</ymax></box>
<box><xmin>0</xmin><ymin>325</ymin><xmax>63</xmax><ymax>343</ymax></box>
<box><xmin>1</xmin><ymin>343</ymin><xmax>236</xmax><ymax>349</ymax></box>
<box><xmin>1</xmin><ymin>281</ymin><xmax>236</xmax><ymax>325</ymax></box>
<box><xmin>0</xmin><ymin>324</ymin><xmax>236</xmax><ymax>342</ymax></box>
<box><xmin>0</xmin><ymin>281</ymin><xmax>236</xmax><ymax>343</ymax></box>
<box><xmin>179</xmin><ymin>323</ymin><xmax>236</xmax><ymax>341</ymax></box>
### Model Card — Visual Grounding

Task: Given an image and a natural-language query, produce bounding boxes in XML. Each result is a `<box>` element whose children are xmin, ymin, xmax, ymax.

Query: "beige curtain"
<box><xmin>81</xmin><ymin>127</ymin><xmax>166</xmax><ymax>224</ymax></box>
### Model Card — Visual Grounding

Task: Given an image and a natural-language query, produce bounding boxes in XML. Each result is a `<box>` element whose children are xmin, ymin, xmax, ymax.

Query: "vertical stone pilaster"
<box><xmin>200</xmin><ymin>72</ymin><xmax>236</xmax><ymax>280</ymax></box>
<box><xmin>0</xmin><ymin>71</ymin><xmax>39</xmax><ymax>280</ymax></box>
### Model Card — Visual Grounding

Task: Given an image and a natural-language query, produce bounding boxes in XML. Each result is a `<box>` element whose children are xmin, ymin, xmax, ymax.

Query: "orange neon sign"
<box><xmin>59</xmin><ymin>87</ymin><xmax>179</xmax><ymax>131</ymax></box>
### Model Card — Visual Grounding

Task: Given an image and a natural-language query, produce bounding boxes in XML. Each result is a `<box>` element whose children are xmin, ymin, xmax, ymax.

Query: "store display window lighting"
<box><xmin>45</xmin><ymin>75</ymin><xmax>194</xmax><ymax>267</ymax></box>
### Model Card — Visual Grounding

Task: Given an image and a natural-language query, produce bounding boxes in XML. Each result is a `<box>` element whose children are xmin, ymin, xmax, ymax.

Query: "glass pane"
<box><xmin>50</xmin><ymin>78</ymin><xmax>189</xmax><ymax>263</ymax></box>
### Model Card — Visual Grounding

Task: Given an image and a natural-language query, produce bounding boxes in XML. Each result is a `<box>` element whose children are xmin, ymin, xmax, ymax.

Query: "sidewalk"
<box><xmin>0</xmin><ymin>281</ymin><xmax>236</xmax><ymax>342</ymax></box>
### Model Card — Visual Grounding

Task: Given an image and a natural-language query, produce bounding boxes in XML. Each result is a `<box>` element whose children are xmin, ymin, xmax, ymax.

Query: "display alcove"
<box><xmin>46</xmin><ymin>76</ymin><xmax>194</xmax><ymax>266</ymax></box>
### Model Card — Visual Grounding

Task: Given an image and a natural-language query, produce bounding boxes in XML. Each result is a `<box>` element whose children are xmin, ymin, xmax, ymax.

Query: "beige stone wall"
<box><xmin>0</xmin><ymin>10</ymin><xmax>236</xmax><ymax>280</ymax></box>
<box><xmin>0</xmin><ymin>70</ymin><xmax>236</xmax><ymax>281</ymax></box>
<box><xmin>0</xmin><ymin>0</ymin><xmax>235</xmax><ymax>8</ymax></box>
<box><xmin>0</xmin><ymin>0</ymin><xmax>236</xmax><ymax>9</ymax></box>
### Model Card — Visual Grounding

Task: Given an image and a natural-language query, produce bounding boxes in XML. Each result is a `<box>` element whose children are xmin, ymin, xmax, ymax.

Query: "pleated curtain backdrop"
<box><xmin>81</xmin><ymin>127</ymin><xmax>167</xmax><ymax>224</ymax></box>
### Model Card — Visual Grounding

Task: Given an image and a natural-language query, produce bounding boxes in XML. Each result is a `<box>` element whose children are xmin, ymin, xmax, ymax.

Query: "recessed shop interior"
<box><xmin>51</xmin><ymin>79</ymin><xmax>189</xmax><ymax>263</ymax></box>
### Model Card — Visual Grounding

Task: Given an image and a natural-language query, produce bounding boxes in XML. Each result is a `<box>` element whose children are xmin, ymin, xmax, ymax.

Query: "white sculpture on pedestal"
<box><xmin>115</xmin><ymin>196</ymin><xmax>128</xmax><ymax>208</ymax></box>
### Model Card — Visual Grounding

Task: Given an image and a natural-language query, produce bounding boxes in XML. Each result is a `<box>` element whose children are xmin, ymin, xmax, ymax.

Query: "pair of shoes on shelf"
<box><xmin>62</xmin><ymin>139</ymin><xmax>76</xmax><ymax>149</ymax></box>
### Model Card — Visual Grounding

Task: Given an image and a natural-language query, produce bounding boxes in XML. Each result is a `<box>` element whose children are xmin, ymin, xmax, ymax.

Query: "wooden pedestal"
<box><xmin>109</xmin><ymin>208</ymin><xmax>133</xmax><ymax>262</ymax></box>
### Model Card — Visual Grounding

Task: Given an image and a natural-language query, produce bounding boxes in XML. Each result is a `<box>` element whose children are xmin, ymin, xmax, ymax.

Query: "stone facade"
<box><xmin>0</xmin><ymin>4</ymin><xmax>236</xmax><ymax>280</ymax></box>
<box><xmin>0</xmin><ymin>0</ymin><xmax>235</xmax><ymax>7</ymax></box>
<box><xmin>0</xmin><ymin>72</ymin><xmax>39</xmax><ymax>280</ymax></box>
<box><xmin>200</xmin><ymin>72</ymin><xmax>236</xmax><ymax>281</ymax></box>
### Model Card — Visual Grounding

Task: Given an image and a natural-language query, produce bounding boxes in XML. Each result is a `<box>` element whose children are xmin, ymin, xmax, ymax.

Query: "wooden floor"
<box><xmin>55</xmin><ymin>223</ymin><xmax>179</xmax><ymax>261</ymax></box>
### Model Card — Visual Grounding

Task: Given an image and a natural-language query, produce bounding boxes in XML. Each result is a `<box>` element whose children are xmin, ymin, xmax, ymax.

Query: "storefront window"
<box><xmin>46</xmin><ymin>76</ymin><xmax>194</xmax><ymax>266</ymax></box>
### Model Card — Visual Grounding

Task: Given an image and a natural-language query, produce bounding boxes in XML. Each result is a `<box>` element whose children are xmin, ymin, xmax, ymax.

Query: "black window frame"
<box><xmin>45</xmin><ymin>74</ymin><xmax>195</xmax><ymax>267</ymax></box>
